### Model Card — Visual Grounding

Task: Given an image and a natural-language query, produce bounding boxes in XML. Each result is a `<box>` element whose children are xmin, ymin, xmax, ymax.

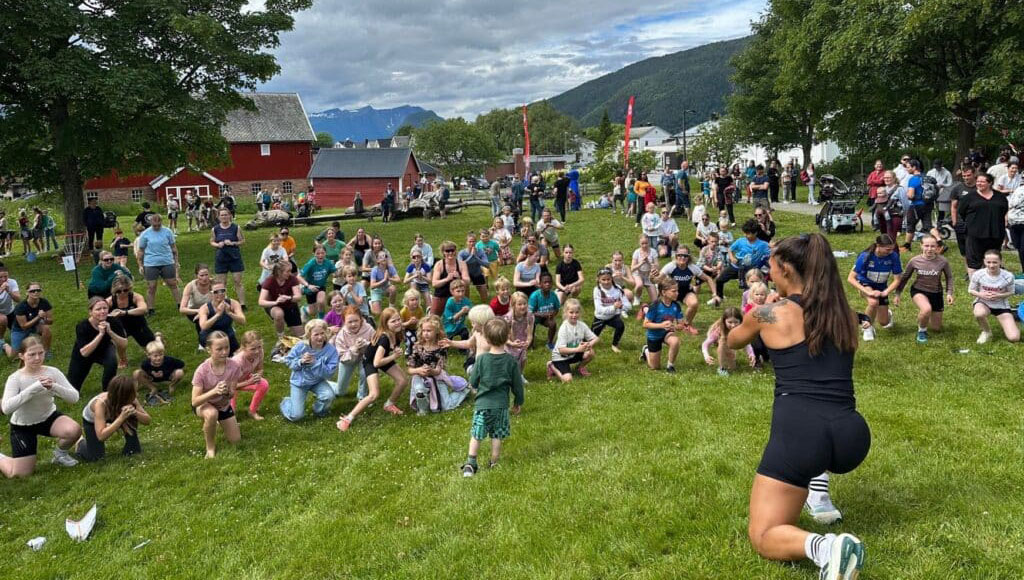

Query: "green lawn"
<box><xmin>0</xmin><ymin>202</ymin><xmax>1021</xmax><ymax>579</ymax></box>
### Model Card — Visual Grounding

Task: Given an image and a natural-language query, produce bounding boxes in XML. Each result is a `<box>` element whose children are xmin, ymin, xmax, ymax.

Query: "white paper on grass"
<box><xmin>26</xmin><ymin>537</ymin><xmax>46</xmax><ymax>551</ymax></box>
<box><xmin>62</xmin><ymin>255</ymin><xmax>76</xmax><ymax>271</ymax></box>
<box><xmin>65</xmin><ymin>504</ymin><xmax>97</xmax><ymax>542</ymax></box>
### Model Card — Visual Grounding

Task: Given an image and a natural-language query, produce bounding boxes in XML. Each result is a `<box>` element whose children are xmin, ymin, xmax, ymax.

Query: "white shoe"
<box><xmin>805</xmin><ymin>497</ymin><xmax>843</xmax><ymax>525</ymax></box>
<box><xmin>881</xmin><ymin>319</ymin><xmax>894</xmax><ymax>330</ymax></box>
<box><xmin>977</xmin><ymin>331</ymin><xmax>992</xmax><ymax>344</ymax></box>
<box><xmin>521</xmin><ymin>374</ymin><xmax>529</xmax><ymax>385</ymax></box>
<box><xmin>300</xmin><ymin>305</ymin><xmax>310</xmax><ymax>324</ymax></box>
<box><xmin>51</xmin><ymin>448</ymin><xmax>78</xmax><ymax>467</ymax></box>
<box><xmin>862</xmin><ymin>326</ymin><xmax>875</xmax><ymax>342</ymax></box>
<box><xmin>819</xmin><ymin>533</ymin><xmax>864</xmax><ymax>580</ymax></box>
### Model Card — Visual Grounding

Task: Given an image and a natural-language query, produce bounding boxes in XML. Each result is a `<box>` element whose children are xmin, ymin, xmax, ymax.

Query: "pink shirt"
<box><xmin>192</xmin><ymin>358</ymin><xmax>243</xmax><ymax>410</ymax></box>
<box><xmin>231</xmin><ymin>347</ymin><xmax>263</xmax><ymax>380</ymax></box>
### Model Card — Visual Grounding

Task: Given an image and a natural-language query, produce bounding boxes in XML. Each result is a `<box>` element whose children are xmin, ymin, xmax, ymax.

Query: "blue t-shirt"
<box><xmin>443</xmin><ymin>296</ymin><xmax>473</xmax><ymax>335</ymax></box>
<box><xmin>528</xmin><ymin>289</ymin><xmax>560</xmax><ymax>316</ymax></box>
<box><xmin>645</xmin><ymin>299</ymin><xmax>683</xmax><ymax>341</ymax></box>
<box><xmin>907</xmin><ymin>175</ymin><xmax>924</xmax><ymax>206</ymax></box>
<box><xmin>301</xmin><ymin>258</ymin><xmax>336</xmax><ymax>294</ymax></box>
<box><xmin>729</xmin><ymin>237</ymin><xmax>771</xmax><ymax>270</ymax></box>
<box><xmin>752</xmin><ymin>175</ymin><xmax>770</xmax><ymax>198</ymax></box>
<box><xmin>854</xmin><ymin>250</ymin><xmax>903</xmax><ymax>290</ymax></box>
<box><xmin>138</xmin><ymin>227</ymin><xmax>176</xmax><ymax>267</ymax></box>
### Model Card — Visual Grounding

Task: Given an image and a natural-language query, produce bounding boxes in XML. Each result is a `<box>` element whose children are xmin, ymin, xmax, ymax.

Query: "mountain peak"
<box><xmin>308</xmin><ymin>105</ymin><xmax>442</xmax><ymax>142</ymax></box>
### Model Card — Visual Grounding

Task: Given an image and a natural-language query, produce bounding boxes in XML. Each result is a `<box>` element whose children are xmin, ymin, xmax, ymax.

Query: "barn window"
<box><xmin>85</xmin><ymin>191</ymin><xmax>99</xmax><ymax>201</ymax></box>
<box><xmin>131</xmin><ymin>189</ymin><xmax>144</xmax><ymax>202</ymax></box>
<box><xmin>250</xmin><ymin>183</ymin><xmax>262</xmax><ymax>195</ymax></box>
<box><xmin>218</xmin><ymin>184</ymin><xmax>229</xmax><ymax>195</ymax></box>
<box><xmin>260</xmin><ymin>144</ymin><xmax>271</xmax><ymax>156</ymax></box>
<box><xmin>282</xmin><ymin>181</ymin><xmax>293</xmax><ymax>194</ymax></box>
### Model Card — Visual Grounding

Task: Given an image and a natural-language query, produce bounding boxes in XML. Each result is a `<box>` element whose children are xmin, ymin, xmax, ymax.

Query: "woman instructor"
<box><xmin>728</xmin><ymin>233</ymin><xmax>869</xmax><ymax>580</ymax></box>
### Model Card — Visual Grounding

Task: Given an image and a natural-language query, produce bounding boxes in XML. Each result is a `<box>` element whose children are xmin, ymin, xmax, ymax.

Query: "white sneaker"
<box><xmin>521</xmin><ymin>374</ymin><xmax>529</xmax><ymax>385</ymax></box>
<box><xmin>706</xmin><ymin>297</ymin><xmax>717</xmax><ymax>306</ymax></box>
<box><xmin>300</xmin><ymin>305</ymin><xmax>310</xmax><ymax>324</ymax></box>
<box><xmin>805</xmin><ymin>497</ymin><xmax>843</xmax><ymax>525</ymax></box>
<box><xmin>881</xmin><ymin>319</ymin><xmax>894</xmax><ymax>330</ymax></box>
<box><xmin>977</xmin><ymin>331</ymin><xmax>992</xmax><ymax>344</ymax></box>
<box><xmin>51</xmin><ymin>448</ymin><xmax>78</xmax><ymax>467</ymax></box>
<box><xmin>819</xmin><ymin>533</ymin><xmax>864</xmax><ymax>580</ymax></box>
<box><xmin>862</xmin><ymin>326</ymin><xmax>875</xmax><ymax>342</ymax></box>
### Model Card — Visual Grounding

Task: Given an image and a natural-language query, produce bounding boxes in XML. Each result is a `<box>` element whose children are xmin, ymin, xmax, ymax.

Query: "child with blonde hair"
<box><xmin>547</xmin><ymin>298</ymin><xmax>598</xmax><ymax>382</ymax></box>
<box><xmin>702</xmin><ymin>307</ymin><xmax>755</xmax><ymax>376</ymax></box>
<box><xmin>336</xmin><ymin>307</ymin><xmax>409</xmax><ymax>431</ymax></box>
<box><xmin>280</xmin><ymin>319</ymin><xmax>340</xmax><ymax>421</ymax></box>
<box><xmin>489</xmin><ymin>276</ymin><xmax>513</xmax><ymax>316</ymax></box>
<box><xmin>743</xmin><ymin>281</ymin><xmax>770</xmax><ymax>314</ymax></box>
<box><xmin>445</xmin><ymin>304</ymin><xmax>495</xmax><ymax>368</ymax></box>
<box><xmin>740</xmin><ymin>269</ymin><xmax>767</xmax><ymax>311</ymax></box>
<box><xmin>134</xmin><ymin>340</ymin><xmax>185</xmax><ymax>406</ymax></box>
<box><xmin>592</xmin><ymin>267</ymin><xmax>631</xmax><ymax>352</ymax></box>
<box><xmin>476</xmin><ymin>228</ymin><xmax>501</xmax><ymax>279</ymax></box>
<box><xmin>332</xmin><ymin>306</ymin><xmax>374</xmax><ymax>400</ymax></box>
<box><xmin>408</xmin><ymin>315</ymin><xmax>470</xmax><ymax>414</ymax></box>
<box><xmin>190</xmin><ymin>331</ymin><xmax>242</xmax><ymax>458</ymax></box>
<box><xmin>503</xmin><ymin>291</ymin><xmax>533</xmax><ymax>374</ymax></box>
<box><xmin>231</xmin><ymin>331</ymin><xmax>270</xmax><ymax>420</ymax></box>
<box><xmin>400</xmin><ymin>287</ymin><xmax>425</xmax><ymax>356</ymax></box>
<box><xmin>333</xmin><ymin>247</ymin><xmax>358</xmax><ymax>291</ymax></box>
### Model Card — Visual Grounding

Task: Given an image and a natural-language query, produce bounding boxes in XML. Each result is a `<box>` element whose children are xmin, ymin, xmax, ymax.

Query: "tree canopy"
<box><xmin>315</xmin><ymin>132</ymin><xmax>336</xmax><ymax>149</ymax></box>
<box><xmin>412</xmin><ymin>119</ymin><xmax>501</xmax><ymax>179</ymax></box>
<box><xmin>0</xmin><ymin>0</ymin><xmax>311</xmax><ymax>232</ymax></box>
<box><xmin>474</xmin><ymin>101</ymin><xmax>579</xmax><ymax>156</ymax></box>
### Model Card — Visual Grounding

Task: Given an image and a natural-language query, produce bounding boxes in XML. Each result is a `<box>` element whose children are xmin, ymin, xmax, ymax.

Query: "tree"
<box><xmin>596</xmin><ymin>109</ymin><xmax>614</xmax><ymax>148</ymax></box>
<box><xmin>819</xmin><ymin>0</ymin><xmax>1024</xmax><ymax>163</ymax></box>
<box><xmin>688</xmin><ymin>117</ymin><xmax>745</xmax><ymax>171</ymax></box>
<box><xmin>0</xmin><ymin>0</ymin><xmax>311</xmax><ymax>233</ymax></box>
<box><xmin>394</xmin><ymin>124</ymin><xmax>415</xmax><ymax>137</ymax></box>
<box><xmin>315</xmin><ymin>132</ymin><xmax>335</xmax><ymax>149</ymax></box>
<box><xmin>474</xmin><ymin>108</ymin><xmax>521</xmax><ymax>153</ymax></box>
<box><xmin>413</xmin><ymin>119</ymin><xmax>501</xmax><ymax>179</ymax></box>
<box><xmin>474</xmin><ymin>102</ymin><xmax>580</xmax><ymax>155</ymax></box>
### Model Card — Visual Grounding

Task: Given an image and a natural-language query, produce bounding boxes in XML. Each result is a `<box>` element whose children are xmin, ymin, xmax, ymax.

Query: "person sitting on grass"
<box><xmin>1</xmin><ymin>336</ymin><xmax>81</xmax><ymax>477</ymax></box>
<box><xmin>528</xmin><ymin>273</ymin><xmax>561</xmax><ymax>351</ymax></box>
<box><xmin>300</xmin><ymin>244</ymin><xmax>335</xmax><ymax>322</ymax></box>
<box><xmin>640</xmin><ymin>279</ymin><xmax>683</xmax><ymax>372</ymax></box>
<box><xmin>10</xmin><ymin>281</ymin><xmax>53</xmax><ymax>356</ymax></box>
<box><xmin>546</xmin><ymin>298</ymin><xmax>598</xmax><ymax>383</ymax></box>
<box><xmin>190</xmin><ymin>331</ymin><xmax>241</xmax><ymax>459</ymax></box>
<box><xmin>75</xmin><ymin>374</ymin><xmax>151</xmax><ymax>462</ymax></box>
<box><xmin>554</xmin><ymin>244</ymin><xmax>584</xmax><ymax>303</ymax></box>
<box><xmin>968</xmin><ymin>249</ymin><xmax>1020</xmax><ymax>344</ymax></box>
<box><xmin>462</xmin><ymin>317</ymin><xmax>524</xmax><ymax>477</ymax></box>
<box><xmin>134</xmin><ymin>340</ymin><xmax>185</xmax><ymax>406</ymax></box>
<box><xmin>658</xmin><ymin>207</ymin><xmax>680</xmax><ymax>256</ymax></box>
<box><xmin>336</xmin><ymin>307</ymin><xmax>409</xmax><ymax>431</ymax></box>
<box><xmin>408</xmin><ymin>315</ymin><xmax>470</xmax><ymax>414</ymax></box>
<box><xmin>442</xmin><ymin>279</ymin><xmax>473</xmax><ymax>342</ymax></box>
<box><xmin>230</xmin><ymin>330</ymin><xmax>270</xmax><ymax>421</ymax></box>
<box><xmin>703</xmin><ymin>307</ymin><xmax>756</xmax><ymax>376</ymax></box>
<box><xmin>280</xmin><ymin>319</ymin><xmax>340</xmax><ymax>422</ymax></box>
<box><xmin>892</xmin><ymin>234</ymin><xmax>954</xmax><ymax>343</ymax></box>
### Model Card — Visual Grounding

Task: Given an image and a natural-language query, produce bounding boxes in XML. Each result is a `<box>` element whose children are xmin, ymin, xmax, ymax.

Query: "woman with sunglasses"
<box><xmin>87</xmin><ymin>251</ymin><xmax>133</xmax><ymax>299</ymax></box>
<box><xmin>278</xmin><ymin>227</ymin><xmax>298</xmax><ymax>273</ymax></box>
<box><xmin>10</xmin><ymin>282</ymin><xmax>53</xmax><ymax>354</ymax></box>
<box><xmin>753</xmin><ymin>208</ymin><xmax>776</xmax><ymax>242</ymax></box>
<box><xmin>430</xmin><ymin>241</ymin><xmax>469</xmax><ymax>315</ymax></box>
<box><xmin>106</xmin><ymin>276</ymin><xmax>158</xmax><ymax>368</ymax></box>
<box><xmin>198</xmin><ymin>280</ymin><xmax>246</xmax><ymax>355</ymax></box>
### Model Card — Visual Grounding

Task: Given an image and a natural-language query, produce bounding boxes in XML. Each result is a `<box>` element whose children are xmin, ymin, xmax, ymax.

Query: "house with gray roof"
<box><xmin>308</xmin><ymin>147</ymin><xmax>422</xmax><ymax>207</ymax></box>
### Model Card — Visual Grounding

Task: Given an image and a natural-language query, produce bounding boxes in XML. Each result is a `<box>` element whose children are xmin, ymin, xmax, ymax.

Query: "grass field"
<box><xmin>0</xmin><ymin>199</ymin><xmax>1021</xmax><ymax>579</ymax></box>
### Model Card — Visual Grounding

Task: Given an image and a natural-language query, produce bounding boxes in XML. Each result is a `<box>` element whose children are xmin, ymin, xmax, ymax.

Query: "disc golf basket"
<box><xmin>59</xmin><ymin>232</ymin><xmax>89</xmax><ymax>290</ymax></box>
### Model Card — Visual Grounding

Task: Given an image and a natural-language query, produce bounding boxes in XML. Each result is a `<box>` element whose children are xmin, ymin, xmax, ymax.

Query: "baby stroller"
<box><xmin>815</xmin><ymin>175</ymin><xmax>865</xmax><ymax>234</ymax></box>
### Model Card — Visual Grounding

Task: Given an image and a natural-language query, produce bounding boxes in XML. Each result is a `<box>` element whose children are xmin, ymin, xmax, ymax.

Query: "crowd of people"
<box><xmin>2</xmin><ymin>149</ymin><xmax>1023</xmax><ymax>579</ymax></box>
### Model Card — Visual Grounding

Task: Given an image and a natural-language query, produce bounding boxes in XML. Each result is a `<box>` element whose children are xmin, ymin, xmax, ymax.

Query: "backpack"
<box><xmin>799</xmin><ymin>170</ymin><xmax>809</xmax><ymax>184</ymax></box>
<box><xmin>920</xmin><ymin>175</ymin><xmax>939</xmax><ymax>203</ymax></box>
<box><xmin>884</xmin><ymin>192</ymin><xmax>904</xmax><ymax>218</ymax></box>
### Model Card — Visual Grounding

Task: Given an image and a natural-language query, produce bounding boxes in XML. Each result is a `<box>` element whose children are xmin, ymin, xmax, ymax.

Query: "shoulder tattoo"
<box><xmin>753</xmin><ymin>299</ymin><xmax>789</xmax><ymax>324</ymax></box>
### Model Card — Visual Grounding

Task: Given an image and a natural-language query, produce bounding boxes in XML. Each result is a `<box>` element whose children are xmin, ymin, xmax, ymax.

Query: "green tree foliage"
<box><xmin>413</xmin><ymin>119</ymin><xmax>501</xmax><ymax>179</ymax></box>
<box><xmin>596</xmin><ymin>110</ymin><xmax>614</xmax><ymax>148</ymax></box>
<box><xmin>688</xmin><ymin>117</ymin><xmax>745</xmax><ymax>171</ymax></box>
<box><xmin>315</xmin><ymin>132</ymin><xmax>335</xmax><ymax>149</ymax></box>
<box><xmin>628</xmin><ymin>150</ymin><xmax>657</xmax><ymax>175</ymax></box>
<box><xmin>0</xmin><ymin>0</ymin><xmax>311</xmax><ymax>232</ymax></box>
<box><xmin>475</xmin><ymin>102</ymin><xmax>580</xmax><ymax>155</ymax></box>
<box><xmin>394</xmin><ymin>124</ymin><xmax>416</xmax><ymax>137</ymax></box>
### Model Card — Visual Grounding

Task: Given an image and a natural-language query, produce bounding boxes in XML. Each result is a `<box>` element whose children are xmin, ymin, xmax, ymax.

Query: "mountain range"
<box><xmin>546</xmin><ymin>36</ymin><xmax>750</xmax><ymax>132</ymax></box>
<box><xmin>307</xmin><ymin>105</ymin><xmax>442</xmax><ymax>144</ymax></box>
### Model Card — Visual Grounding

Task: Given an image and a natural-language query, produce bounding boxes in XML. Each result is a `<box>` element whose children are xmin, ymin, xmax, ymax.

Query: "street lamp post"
<box><xmin>681</xmin><ymin>108</ymin><xmax>696</xmax><ymax>162</ymax></box>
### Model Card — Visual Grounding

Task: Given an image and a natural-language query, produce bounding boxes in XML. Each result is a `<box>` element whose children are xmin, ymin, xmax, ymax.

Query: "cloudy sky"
<box><xmin>258</xmin><ymin>0</ymin><xmax>766</xmax><ymax>119</ymax></box>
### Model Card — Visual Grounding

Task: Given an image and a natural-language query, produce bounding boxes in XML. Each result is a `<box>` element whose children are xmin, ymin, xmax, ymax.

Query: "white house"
<box><xmin>574</xmin><ymin>137</ymin><xmax>597</xmax><ymax>165</ymax></box>
<box><xmin>620</xmin><ymin>125</ymin><xmax>673</xmax><ymax>151</ymax></box>
<box><xmin>681</xmin><ymin>120</ymin><xmax>841</xmax><ymax>168</ymax></box>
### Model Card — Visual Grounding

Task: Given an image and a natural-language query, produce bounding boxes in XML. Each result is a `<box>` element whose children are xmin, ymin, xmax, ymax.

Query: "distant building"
<box><xmin>483</xmin><ymin>150</ymin><xmax>574</xmax><ymax>183</ymax></box>
<box><xmin>85</xmin><ymin>92</ymin><xmax>316</xmax><ymax>205</ymax></box>
<box><xmin>678</xmin><ymin>120</ymin><xmax>841</xmax><ymax>168</ymax></box>
<box><xmin>308</xmin><ymin>147</ymin><xmax>422</xmax><ymax>207</ymax></box>
<box><xmin>620</xmin><ymin>126</ymin><xmax>673</xmax><ymax>152</ymax></box>
<box><xmin>574</xmin><ymin>137</ymin><xmax>597</xmax><ymax>166</ymax></box>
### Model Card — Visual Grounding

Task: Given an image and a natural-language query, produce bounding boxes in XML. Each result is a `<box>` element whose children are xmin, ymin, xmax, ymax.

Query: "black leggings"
<box><xmin>757</xmin><ymin>395</ymin><xmax>870</xmax><ymax>488</ymax></box>
<box><xmin>1009</xmin><ymin>224</ymin><xmax>1024</xmax><ymax>271</ymax></box>
<box><xmin>715</xmin><ymin>266</ymin><xmax>748</xmax><ymax>299</ymax></box>
<box><xmin>67</xmin><ymin>345</ymin><xmax>118</xmax><ymax>392</ymax></box>
<box><xmin>76</xmin><ymin>419</ymin><xmax>141</xmax><ymax>462</ymax></box>
<box><xmin>555</xmin><ymin>196</ymin><xmax>567</xmax><ymax>222</ymax></box>
<box><xmin>591</xmin><ymin>316</ymin><xmax>625</xmax><ymax>346</ymax></box>
<box><xmin>716</xmin><ymin>196</ymin><xmax>735</xmax><ymax>223</ymax></box>
<box><xmin>86</xmin><ymin>226</ymin><xmax>104</xmax><ymax>249</ymax></box>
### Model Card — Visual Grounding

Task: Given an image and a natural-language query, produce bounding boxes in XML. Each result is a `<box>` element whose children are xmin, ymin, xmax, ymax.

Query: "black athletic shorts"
<box><xmin>965</xmin><ymin>236</ymin><xmax>1003</xmax><ymax>270</ymax></box>
<box><xmin>265</xmin><ymin>304</ymin><xmax>302</xmax><ymax>328</ymax></box>
<box><xmin>905</xmin><ymin>204</ymin><xmax>933</xmax><ymax>232</ymax></box>
<box><xmin>469</xmin><ymin>273</ymin><xmax>487</xmax><ymax>287</ymax></box>
<box><xmin>757</xmin><ymin>395</ymin><xmax>871</xmax><ymax>488</ymax></box>
<box><xmin>214</xmin><ymin>255</ymin><xmax>244</xmax><ymax>274</ymax></box>
<box><xmin>552</xmin><ymin>352</ymin><xmax>584</xmax><ymax>375</ymax></box>
<box><xmin>911</xmin><ymin>287</ymin><xmax>945</xmax><ymax>312</ymax></box>
<box><xmin>362</xmin><ymin>357</ymin><xmax>394</xmax><ymax>377</ymax></box>
<box><xmin>193</xmin><ymin>405</ymin><xmax>236</xmax><ymax>422</ymax></box>
<box><xmin>982</xmin><ymin>306</ymin><xmax>1013</xmax><ymax>317</ymax></box>
<box><xmin>646</xmin><ymin>336</ymin><xmax>667</xmax><ymax>354</ymax></box>
<box><xmin>10</xmin><ymin>410</ymin><xmax>64</xmax><ymax>458</ymax></box>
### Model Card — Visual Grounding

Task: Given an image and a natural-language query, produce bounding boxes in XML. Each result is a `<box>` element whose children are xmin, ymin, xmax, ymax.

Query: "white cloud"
<box><xmin>259</xmin><ymin>0</ymin><xmax>766</xmax><ymax>118</ymax></box>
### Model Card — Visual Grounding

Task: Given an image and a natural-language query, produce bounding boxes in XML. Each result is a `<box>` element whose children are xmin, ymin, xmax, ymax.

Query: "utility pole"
<box><xmin>681</xmin><ymin>108</ymin><xmax>696</xmax><ymax>162</ymax></box>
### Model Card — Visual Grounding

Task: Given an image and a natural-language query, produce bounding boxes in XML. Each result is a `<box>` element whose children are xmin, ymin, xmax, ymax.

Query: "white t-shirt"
<box><xmin>696</xmin><ymin>221</ymin><xmax>719</xmax><ymax>240</ymax></box>
<box><xmin>995</xmin><ymin>173</ymin><xmax>1022</xmax><ymax>193</ymax></box>
<box><xmin>0</xmin><ymin>278</ymin><xmax>19</xmax><ymax>315</ymax></box>
<box><xmin>632</xmin><ymin>248</ymin><xmax>658</xmax><ymax>277</ymax></box>
<box><xmin>691</xmin><ymin>204</ymin><xmax>706</xmax><ymax>226</ymax></box>
<box><xmin>659</xmin><ymin>218</ymin><xmax>680</xmax><ymax>237</ymax></box>
<box><xmin>551</xmin><ymin>320</ymin><xmax>597</xmax><ymax>362</ymax></box>
<box><xmin>927</xmin><ymin>168</ymin><xmax>953</xmax><ymax>188</ymax></box>
<box><xmin>969</xmin><ymin>268</ymin><xmax>1015</xmax><ymax>310</ymax></box>
<box><xmin>988</xmin><ymin>163</ymin><xmax>1009</xmax><ymax>183</ymax></box>
<box><xmin>259</xmin><ymin>246</ymin><xmax>288</xmax><ymax>283</ymax></box>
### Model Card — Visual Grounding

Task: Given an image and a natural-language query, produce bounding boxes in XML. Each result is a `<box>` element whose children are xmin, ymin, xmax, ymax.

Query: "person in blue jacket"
<box><xmin>280</xmin><ymin>319</ymin><xmax>340</xmax><ymax>421</ymax></box>
<box><xmin>567</xmin><ymin>168</ymin><xmax>581</xmax><ymax>211</ymax></box>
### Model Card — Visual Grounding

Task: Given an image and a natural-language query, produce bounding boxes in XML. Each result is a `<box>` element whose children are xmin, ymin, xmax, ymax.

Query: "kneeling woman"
<box><xmin>76</xmin><ymin>374</ymin><xmax>150</xmax><ymax>462</ymax></box>
<box><xmin>107</xmin><ymin>276</ymin><xmax>157</xmax><ymax>367</ymax></box>
<box><xmin>68</xmin><ymin>297</ymin><xmax>128</xmax><ymax>392</ymax></box>
<box><xmin>1</xmin><ymin>337</ymin><xmax>82</xmax><ymax>477</ymax></box>
<box><xmin>728</xmin><ymin>233</ymin><xmax>870</xmax><ymax>579</ymax></box>
<box><xmin>191</xmin><ymin>331</ymin><xmax>242</xmax><ymax>459</ymax></box>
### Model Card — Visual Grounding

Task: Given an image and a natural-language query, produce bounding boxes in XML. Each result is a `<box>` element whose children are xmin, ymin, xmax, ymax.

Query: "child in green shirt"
<box><xmin>463</xmin><ymin>317</ymin><xmax>524</xmax><ymax>477</ymax></box>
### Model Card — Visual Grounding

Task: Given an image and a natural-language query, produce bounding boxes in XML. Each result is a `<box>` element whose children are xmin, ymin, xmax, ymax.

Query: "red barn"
<box><xmin>308</xmin><ymin>147</ymin><xmax>422</xmax><ymax>208</ymax></box>
<box><xmin>84</xmin><ymin>92</ymin><xmax>316</xmax><ymax>206</ymax></box>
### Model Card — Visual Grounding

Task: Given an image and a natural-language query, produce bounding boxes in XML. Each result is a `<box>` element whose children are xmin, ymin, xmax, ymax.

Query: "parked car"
<box><xmin>458</xmin><ymin>176</ymin><xmax>489</xmax><ymax>191</ymax></box>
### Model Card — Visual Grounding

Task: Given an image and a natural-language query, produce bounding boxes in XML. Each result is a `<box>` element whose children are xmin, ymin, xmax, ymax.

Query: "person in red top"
<box><xmin>865</xmin><ymin>159</ymin><xmax>886</xmax><ymax>229</ymax></box>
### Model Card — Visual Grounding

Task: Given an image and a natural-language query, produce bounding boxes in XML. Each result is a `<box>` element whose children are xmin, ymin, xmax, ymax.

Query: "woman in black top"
<box><xmin>754</xmin><ymin>208</ymin><xmax>776</xmax><ymax>242</ymax></box>
<box><xmin>68</xmin><ymin>297</ymin><xmax>128</xmax><ymax>392</ymax></box>
<box><xmin>767</xmin><ymin>161</ymin><xmax>781</xmax><ymax>204</ymax></box>
<box><xmin>106</xmin><ymin>276</ymin><xmax>156</xmax><ymax>367</ymax></box>
<box><xmin>957</xmin><ymin>172</ymin><xmax>1009</xmax><ymax>274</ymax></box>
<box><xmin>348</xmin><ymin>228</ymin><xmax>372</xmax><ymax>268</ymax></box>
<box><xmin>430</xmin><ymin>241</ymin><xmax>469</xmax><ymax>315</ymax></box>
<box><xmin>198</xmin><ymin>280</ymin><xmax>246</xmax><ymax>354</ymax></box>
<box><xmin>713</xmin><ymin>167</ymin><xmax>736</xmax><ymax>225</ymax></box>
<box><xmin>728</xmin><ymin>233</ymin><xmax>868</xmax><ymax>579</ymax></box>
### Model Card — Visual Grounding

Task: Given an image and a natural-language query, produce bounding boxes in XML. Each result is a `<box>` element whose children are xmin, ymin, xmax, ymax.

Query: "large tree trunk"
<box><xmin>955</xmin><ymin>117</ymin><xmax>976</xmax><ymax>170</ymax></box>
<box><xmin>49</xmin><ymin>99</ymin><xmax>86</xmax><ymax>233</ymax></box>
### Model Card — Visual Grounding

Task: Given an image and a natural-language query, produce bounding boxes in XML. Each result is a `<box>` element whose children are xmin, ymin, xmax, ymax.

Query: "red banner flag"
<box><xmin>623</xmin><ymin>96</ymin><xmax>635</xmax><ymax>168</ymax></box>
<box><xmin>522</xmin><ymin>104</ymin><xmax>531</xmax><ymax>175</ymax></box>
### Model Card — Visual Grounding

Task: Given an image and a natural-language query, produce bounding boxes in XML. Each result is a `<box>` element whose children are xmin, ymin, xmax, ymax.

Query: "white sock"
<box><xmin>384</xmin><ymin>399</ymin><xmax>394</xmax><ymax>407</ymax></box>
<box><xmin>918</xmin><ymin>326</ymin><xmax>927</xmax><ymax>332</ymax></box>
<box><xmin>805</xmin><ymin>532</ymin><xmax>836</xmax><ymax>568</ymax></box>
<box><xmin>808</xmin><ymin>472</ymin><xmax>830</xmax><ymax>505</ymax></box>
